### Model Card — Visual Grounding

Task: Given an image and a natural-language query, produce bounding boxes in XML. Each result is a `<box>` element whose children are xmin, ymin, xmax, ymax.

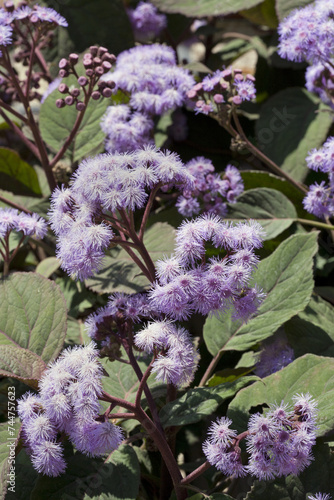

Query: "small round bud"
<box><xmin>246</xmin><ymin>74</ymin><xmax>256</xmax><ymax>82</ymax></box>
<box><xmin>187</xmin><ymin>89</ymin><xmax>197</xmax><ymax>99</ymax></box>
<box><xmin>221</xmin><ymin>69</ymin><xmax>232</xmax><ymax>81</ymax></box>
<box><xmin>91</xmin><ymin>90</ymin><xmax>101</xmax><ymax>100</ymax></box>
<box><xmin>69</xmin><ymin>53</ymin><xmax>79</xmax><ymax>65</ymax></box>
<box><xmin>76</xmin><ymin>101</ymin><xmax>86</xmax><ymax>111</ymax></box>
<box><xmin>98</xmin><ymin>47</ymin><xmax>108</xmax><ymax>56</ymax></box>
<box><xmin>220</xmin><ymin>82</ymin><xmax>229</xmax><ymax>90</ymax></box>
<box><xmin>65</xmin><ymin>95</ymin><xmax>74</xmax><ymax>106</ymax></box>
<box><xmin>56</xmin><ymin>98</ymin><xmax>65</xmax><ymax>108</ymax></box>
<box><xmin>193</xmin><ymin>82</ymin><xmax>203</xmax><ymax>92</ymax></box>
<box><xmin>85</xmin><ymin>69</ymin><xmax>94</xmax><ymax>77</ymax></box>
<box><xmin>97</xmin><ymin>80</ymin><xmax>107</xmax><ymax>89</ymax></box>
<box><xmin>70</xmin><ymin>88</ymin><xmax>80</xmax><ymax>97</ymax></box>
<box><xmin>95</xmin><ymin>66</ymin><xmax>104</xmax><ymax>76</ymax></box>
<box><xmin>102</xmin><ymin>61</ymin><xmax>112</xmax><ymax>71</ymax></box>
<box><xmin>213</xmin><ymin>94</ymin><xmax>224</xmax><ymax>104</ymax></box>
<box><xmin>89</xmin><ymin>46</ymin><xmax>98</xmax><ymax>56</ymax></box>
<box><xmin>83</xmin><ymin>59</ymin><xmax>93</xmax><ymax>69</ymax></box>
<box><xmin>93</xmin><ymin>57</ymin><xmax>102</xmax><ymax>65</ymax></box>
<box><xmin>59</xmin><ymin>58</ymin><xmax>69</xmax><ymax>69</ymax></box>
<box><xmin>234</xmin><ymin>73</ymin><xmax>244</xmax><ymax>82</ymax></box>
<box><xmin>78</xmin><ymin>76</ymin><xmax>88</xmax><ymax>87</ymax></box>
<box><xmin>232</xmin><ymin>95</ymin><xmax>242</xmax><ymax>105</ymax></box>
<box><xmin>106</xmin><ymin>81</ymin><xmax>116</xmax><ymax>89</ymax></box>
<box><xmin>59</xmin><ymin>69</ymin><xmax>68</xmax><ymax>78</ymax></box>
<box><xmin>58</xmin><ymin>83</ymin><xmax>68</xmax><ymax>94</ymax></box>
<box><xmin>101</xmin><ymin>53</ymin><xmax>116</xmax><ymax>64</ymax></box>
<box><xmin>102</xmin><ymin>88</ymin><xmax>112</xmax><ymax>98</ymax></box>
<box><xmin>4</xmin><ymin>1</ymin><xmax>14</xmax><ymax>12</ymax></box>
<box><xmin>233</xmin><ymin>68</ymin><xmax>243</xmax><ymax>74</ymax></box>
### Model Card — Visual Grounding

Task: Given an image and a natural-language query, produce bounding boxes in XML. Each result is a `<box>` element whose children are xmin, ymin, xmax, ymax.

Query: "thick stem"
<box><xmin>199</xmin><ymin>350</ymin><xmax>222</xmax><ymax>387</ymax></box>
<box><xmin>0</xmin><ymin>109</ymin><xmax>41</xmax><ymax>160</ymax></box>
<box><xmin>139</xmin><ymin>183</ymin><xmax>162</xmax><ymax>241</ymax></box>
<box><xmin>180</xmin><ymin>461</ymin><xmax>211</xmax><ymax>486</ymax></box>
<box><xmin>0</xmin><ymin>99</ymin><xmax>28</xmax><ymax>123</ymax></box>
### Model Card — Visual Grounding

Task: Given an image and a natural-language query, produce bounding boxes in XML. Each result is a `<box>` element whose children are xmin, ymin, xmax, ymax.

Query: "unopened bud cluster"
<box><xmin>187</xmin><ymin>68</ymin><xmax>256</xmax><ymax>116</ymax></box>
<box><xmin>56</xmin><ymin>45</ymin><xmax>116</xmax><ymax>110</ymax></box>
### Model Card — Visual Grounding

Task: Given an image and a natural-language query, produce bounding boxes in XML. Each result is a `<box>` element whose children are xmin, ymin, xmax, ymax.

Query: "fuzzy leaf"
<box><xmin>203</xmin><ymin>232</ymin><xmax>318</xmax><ymax>355</ymax></box>
<box><xmin>151</xmin><ymin>0</ymin><xmax>263</xmax><ymax>17</ymax></box>
<box><xmin>227</xmin><ymin>188</ymin><xmax>297</xmax><ymax>239</ymax></box>
<box><xmin>0</xmin><ymin>273</ymin><xmax>67</xmax><ymax>382</ymax></box>
<box><xmin>35</xmin><ymin>257</ymin><xmax>61</xmax><ymax>279</ymax></box>
<box><xmin>159</xmin><ymin>376</ymin><xmax>257</xmax><ymax>427</ymax></box>
<box><xmin>255</xmin><ymin>88</ymin><xmax>332</xmax><ymax>182</ymax></box>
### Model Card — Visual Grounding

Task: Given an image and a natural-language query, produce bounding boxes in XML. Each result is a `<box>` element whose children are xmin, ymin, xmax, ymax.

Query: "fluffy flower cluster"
<box><xmin>278</xmin><ymin>0</ymin><xmax>334</xmax><ymax>64</ymax></box>
<box><xmin>48</xmin><ymin>147</ymin><xmax>194</xmax><ymax>280</ymax></box>
<box><xmin>101</xmin><ymin>104</ymin><xmax>154</xmax><ymax>153</ymax></box>
<box><xmin>303</xmin><ymin>137</ymin><xmax>334</xmax><ymax>218</ymax></box>
<box><xmin>203</xmin><ymin>394</ymin><xmax>318</xmax><ymax>479</ymax></box>
<box><xmin>103</xmin><ymin>44</ymin><xmax>195</xmax><ymax>115</ymax></box>
<box><xmin>134</xmin><ymin>320</ymin><xmax>199</xmax><ymax>387</ymax></box>
<box><xmin>0</xmin><ymin>208</ymin><xmax>47</xmax><ymax>239</ymax></box>
<box><xmin>0</xmin><ymin>4</ymin><xmax>67</xmax><ymax>33</ymax></box>
<box><xmin>149</xmin><ymin>214</ymin><xmax>265</xmax><ymax>321</ymax></box>
<box><xmin>175</xmin><ymin>158</ymin><xmax>244</xmax><ymax>217</ymax></box>
<box><xmin>305</xmin><ymin>62</ymin><xmax>334</xmax><ymax>108</ymax></box>
<box><xmin>127</xmin><ymin>1</ymin><xmax>167</xmax><ymax>41</ymax></box>
<box><xmin>187</xmin><ymin>68</ymin><xmax>257</xmax><ymax>116</ymax></box>
<box><xmin>255</xmin><ymin>335</ymin><xmax>294</xmax><ymax>378</ymax></box>
<box><xmin>17</xmin><ymin>343</ymin><xmax>123</xmax><ymax>477</ymax></box>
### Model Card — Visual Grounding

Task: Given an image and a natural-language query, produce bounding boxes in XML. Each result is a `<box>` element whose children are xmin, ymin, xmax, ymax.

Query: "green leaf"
<box><xmin>227</xmin><ymin>188</ymin><xmax>297</xmax><ymax>239</ymax></box>
<box><xmin>30</xmin><ymin>444</ymin><xmax>140</xmax><ymax>500</ymax></box>
<box><xmin>87</xmin><ymin>222</ymin><xmax>175</xmax><ymax>294</ymax></box>
<box><xmin>285</xmin><ymin>295</ymin><xmax>334</xmax><ymax>357</ymax></box>
<box><xmin>159</xmin><ymin>376</ymin><xmax>257</xmax><ymax>427</ymax></box>
<box><xmin>0</xmin><ymin>419</ymin><xmax>21</xmax><ymax>500</ymax></box>
<box><xmin>0</xmin><ymin>273</ymin><xmax>67</xmax><ymax>382</ymax></box>
<box><xmin>151</xmin><ymin>0</ymin><xmax>263</xmax><ymax>17</ymax></box>
<box><xmin>0</xmin><ymin>148</ymin><xmax>41</xmax><ymax>196</ymax></box>
<box><xmin>275</xmin><ymin>0</ymin><xmax>315</xmax><ymax>21</ymax></box>
<box><xmin>55</xmin><ymin>277</ymin><xmax>96</xmax><ymax>317</ymax></box>
<box><xmin>240</xmin><ymin>0</ymin><xmax>278</xmax><ymax>29</ymax></box>
<box><xmin>39</xmin><ymin>81</ymin><xmax>110</xmax><ymax>164</ymax></box>
<box><xmin>35</xmin><ymin>257</ymin><xmax>61</xmax><ymax>279</ymax></box>
<box><xmin>203</xmin><ymin>232</ymin><xmax>318</xmax><ymax>355</ymax></box>
<box><xmin>255</xmin><ymin>88</ymin><xmax>332</xmax><ymax>182</ymax></box>
<box><xmin>227</xmin><ymin>354</ymin><xmax>334</xmax><ymax>437</ymax></box>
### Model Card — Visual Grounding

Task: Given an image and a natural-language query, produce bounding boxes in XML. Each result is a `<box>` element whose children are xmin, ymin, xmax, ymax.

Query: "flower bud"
<box><xmin>102</xmin><ymin>61</ymin><xmax>112</xmax><ymax>72</ymax></box>
<box><xmin>98</xmin><ymin>47</ymin><xmax>108</xmax><ymax>57</ymax></box>
<box><xmin>93</xmin><ymin>57</ymin><xmax>102</xmax><ymax>66</ymax></box>
<box><xmin>89</xmin><ymin>45</ymin><xmax>98</xmax><ymax>56</ymax></box>
<box><xmin>65</xmin><ymin>95</ymin><xmax>74</xmax><ymax>106</ymax></box>
<box><xmin>102</xmin><ymin>88</ymin><xmax>112</xmax><ymax>98</ymax></box>
<box><xmin>59</xmin><ymin>58</ymin><xmax>68</xmax><ymax>70</ymax></box>
<box><xmin>78</xmin><ymin>76</ymin><xmax>88</xmax><ymax>87</ymax></box>
<box><xmin>76</xmin><ymin>101</ymin><xmax>86</xmax><ymax>111</ymax></box>
<box><xmin>91</xmin><ymin>91</ymin><xmax>101</xmax><ymax>100</ymax></box>
<box><xmin>58</xmin><ymin>83</ymin><xmax>68</xmax><ymax>94</ymax></box>
<box><xmin>85</xmin><ymin>69</ymin><xmax>94</xmax><ymax>77</ymax></box>
<box><xmin>95</xmin><ymin>66</ymin><xmax>104</xmax><ymax>76</ymax></box>
<box><xmin>59</xmin><ymin>69</ymin><xmax>68</xmax><ymax>78</ymax></box>
<box><xmin>70</xmin><ymin>88</ymin><xmax>80</xmax><ymax>98</ymax></box>
<box><xmin>232</xmin><ymin>95</ymin><xmax>242</xmax><ymax>105</ymax></box>
<box><xmin>69</xmin><ymin>53</ymin><xmax>79</xmax><ymax>65</ymax></box>
<box><xmin>55</xmin><ymin>98</ymin><xmax>65</xmax><ymax>108</ymax></box>
<box><xmin>213</xmin><ymin>94</ymin><xmax>224</xmax><ymax>103</ymax></box>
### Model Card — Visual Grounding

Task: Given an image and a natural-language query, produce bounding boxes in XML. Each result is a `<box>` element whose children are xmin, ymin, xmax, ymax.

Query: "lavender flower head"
<box><xmin>204</xmin><ymin>394</ymin><xmax>318</xmax><ymax>480</ymax></box>
<box><xmin>0</xmin><ymin>208</ymin><xmax>48</xmax><ymax>239</ymax></box>
<box><xmin>127</xmin><ymin>1</ymin><xmax>167</xmax><ymax>41</ymax></box>
<box><xmin>134</xmin><ymin>320</ymin><xmax>199</xmax><ymax>387</ymax></box>
<box><xmin>176</xmin><ymin>158</ymin><xmax>244</xmax><ymax>217</ymax></box>
<box><xmin>102</xmin><ymin>44</ymin><xmax>195</xmax><ymax>115</ymax></box>
<box><xmin>17</xmin><ymin>343</ymin><xmax>123</xmax><ymax>476</ymax></box>
<box><xmin>48</xmin><ymin>147</ymin><xmax>195</xmax><ymax>280</ymax></box>
<box><xmin>303</xmin><ymin>137</ymin><xmax>334</xmax><ymax>218</ymax></box>
<box><xmin>149</xmin><ymin>214</ymin><xmax>265</xmax><ymax>321</ymax></box>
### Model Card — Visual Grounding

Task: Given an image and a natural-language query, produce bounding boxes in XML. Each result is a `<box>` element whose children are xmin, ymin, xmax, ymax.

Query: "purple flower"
<box><xmin>234</xmin><ymin>79</ymin><xmax>257</xmax><ymax>101</ymax></box>
<box><xmin>31</xmin><ymin>441</ymin><xmax>67</xmax><ymax>477</ymax></box>
<box><xmin>0</xmin><ymin>24</ymin><xmax>12</xmax><ymax>46</ymax></box>
<box><xmin>128</xmin><ymin>1</ymin><xmax>167</xmax><ymax>41</ymax></box>
<box><xmin>308</xmin><ymin>494</ymin><xmax>332</xmax><ymax>500</ymax></box>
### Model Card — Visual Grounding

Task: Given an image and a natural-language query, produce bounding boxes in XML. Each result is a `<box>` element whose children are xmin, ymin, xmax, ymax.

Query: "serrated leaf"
<box><xmin>227</xmin><ymin>188</ymin><xmax>297</xmax><ymax>239</ymax></box>
<box><xmin>0</xmin><ymin>273</ymin><xmax>67</xmax><ymax>381</ymax></box>
<box><xmin>0</xmin><ymin>148</ymin><xmax>41</xmax><ymax>196</ymax></box>
<box><xmin>275</xmin><ymin>0</ymin><xmax>314</xmax><ymax>21</ymax></box>
<box><xmin>0</xmin><ymin>346</ymin><xmax>45</xmax><ymax>388</ymax></box>
<box><xmin>255</xmin><ymin>88</ymin><xmax>332</xmax><ymax>182</ymax></box>
<box><xmin>159</xmin><ymin>376</ymin><xmax>257</xmax><ymax>427</ymax></box>
<box><xmin>0</xmin><ymin>419</ymin><xmax>21</xmax><ymax>500</ymax></box>
<box><xmin>151</xmin><ymin>0</ymin><xmax>263</xmax><ymax>17</ymax></box>
<box><xmin>285</xmin><ymin>295</ymin><xmax>334</xmax><ymax>357</ymax></box>
<box><xmin>30</xmin><ymin>444</ymin><xmax>140</xmax><ymax>500</ymax></box>
<box><xmin>227</xmin><ymin>354</ymin><xmax>334</xmax><ymax>437</ymax></box>
<box><xmin>87</xmin><ymin>222</ymin><xmax>175</xmax><ymax>294</ymax></box>
<box><xmin>203</xmin><ymin>232</ymin><xmax>318</xmax><ymax>355</ymax></box>
<box><xmin>39</xmin><ymin>80</ymin><xmax>109</xmax><ymax>164</ymax></box>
